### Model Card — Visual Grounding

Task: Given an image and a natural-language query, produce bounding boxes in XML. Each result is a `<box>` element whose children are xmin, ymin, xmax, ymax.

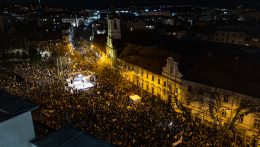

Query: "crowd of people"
<box><xmin>0</xmin><ymin>47</ymin><xmax>249</xmax><ymax>146</ymax></box>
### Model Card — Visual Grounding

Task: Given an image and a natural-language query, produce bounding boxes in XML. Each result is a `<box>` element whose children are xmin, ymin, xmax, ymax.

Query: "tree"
<box><xmin>183</xmin><ymin>86</ymin><xmax>260</xmax><ymax>145</ymax></box>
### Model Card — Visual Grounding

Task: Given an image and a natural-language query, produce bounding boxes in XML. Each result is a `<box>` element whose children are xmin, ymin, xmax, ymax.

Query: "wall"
<box><xmin>0</xmin><ymin>111</ymin><xmax>36</xmax><ymax>147</ymax></box>
<box><xmin>118</xmin><ymin>59</ymin><xmax>182</xmax><ymax>103</ymax></box>
<box><xmin>116</xmin><ymin>55</ymin><xmax>260</xmax><ymax>145</ymax></box>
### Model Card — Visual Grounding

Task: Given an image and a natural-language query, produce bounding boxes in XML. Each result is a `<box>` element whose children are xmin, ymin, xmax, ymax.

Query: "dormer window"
<box><xmin>170</xmin><ymin>65</ymin><xmax>174</xmax><ymax>75</ymax></box>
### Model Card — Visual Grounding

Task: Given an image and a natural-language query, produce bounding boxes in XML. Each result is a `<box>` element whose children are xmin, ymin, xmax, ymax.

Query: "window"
<box><xmin>254</xmin><ymin>118</ymin><xmax>260</xmax><ymax>128</ymax></box>
<box><xmin>168</xmin><ymin>84</ymin><xmax>172</xmax><ymax>92</ymax></box>
<box><xmin>221</xmin><ymin>111</ymin><xmax>227</xmax><ymax>117</ymax></box>
<box><xmin>114</xmin><ymin>20</ymin><xmax>118</xmax><ymax>29</ymax></box>
<box><xmin>187</xmin><ymin>97</ymin><xmax>191</xmax><ymax>105</ymax></box>
<box><xmin>152</xmin><ymin>75</ymin><xmax>155</xmax><ymax>81</ymax></box>
<box><xmin>223</xmin><ymin>95</ymin><xmax>229</xmax><ymax>103</ymax></box>
<box><xmin>170</xmin><ymin>65</ymin><xmax>174</xmax><ymax>75</ymax></box>
<box><xmin>158</xmin><ymin>78</ymin><xmax>160</xmax><ymax>84</ymax></box>
<box><xmin>141</xmin><ymin>71</ymin><xmax>144</xmax><ymax>76</ymax></box>
<box><xmin>152</xmin><ymin>87</ymin><xmax>154</xmax><ymax>95</ymax></box>
<box><xmin>163</xmin><ymin>81</ymin><xmax>166</xmax><ymax>87</ymax></box>
<box><xmin>146</xmin><ymin>73</ymin><xmax>149</xmax><ymax>79</ymax></box>
<box><xmin>188</xmin><ymin>85</ymin><xmax>192</xmax><ymax>92</ymax></box>
<box><xmin>175</xmin><ymin>88</ymin><xmax>179</xmax><ymax>95</ymax></box>
<box><xmin>146</xmin><ymin>84</ymin><xmax>149</xmax><ymax>91</ymax></box>
<box><xmin>238</xmin><ymin>113</ymin><xmax>244</xmax><ymax>123</ymax></box>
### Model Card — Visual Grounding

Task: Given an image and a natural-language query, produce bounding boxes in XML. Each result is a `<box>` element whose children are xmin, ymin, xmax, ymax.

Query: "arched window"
<box><xmin>114</xmin><ymin>20</ymin><xmax>118</xmax><ymax>30</ymax></box>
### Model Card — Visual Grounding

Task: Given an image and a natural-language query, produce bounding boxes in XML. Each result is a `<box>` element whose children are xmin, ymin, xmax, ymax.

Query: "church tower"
<box><xmin>107</xmin><ymin>13</ymin><xmax>121</xmax><ymax>48</ymax></box>
<box><xmin>106</xmin><ymin>12</ymin><xmax>121</xmax><ymax>59</ymax></box>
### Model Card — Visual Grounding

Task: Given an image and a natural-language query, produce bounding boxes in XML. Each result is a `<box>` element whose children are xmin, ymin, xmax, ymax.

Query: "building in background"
<box><xmin>102</xmin><ymin>13</ymin><xmax>260</xmax><ymax>146</ymax></box>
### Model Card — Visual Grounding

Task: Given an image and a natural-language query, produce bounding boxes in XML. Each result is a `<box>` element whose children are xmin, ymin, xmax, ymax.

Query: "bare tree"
<box><xmin>183</xmin><ymin>86</ymin><xmax>260</xmax><ymax>145</ymax></box>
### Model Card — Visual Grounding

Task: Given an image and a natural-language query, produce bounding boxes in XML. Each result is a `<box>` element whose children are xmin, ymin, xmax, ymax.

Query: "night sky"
<box><xmin>2</xmin><ymin>0</ymin><xmax>260</xmax><ymax>9</ymax></box>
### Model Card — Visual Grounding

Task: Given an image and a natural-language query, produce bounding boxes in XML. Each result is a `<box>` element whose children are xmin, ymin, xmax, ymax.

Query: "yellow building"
<box><xmin>103</xmin><ymin>14</ymin><xmax>260</xmax><ymax>146</ymax></box>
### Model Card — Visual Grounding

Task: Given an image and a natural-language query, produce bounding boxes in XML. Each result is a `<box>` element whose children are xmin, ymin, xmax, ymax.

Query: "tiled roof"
<box><xmin>119</xmin><ymin>43</ymin><xmax>172</xmax><ymax>75</ymax></box>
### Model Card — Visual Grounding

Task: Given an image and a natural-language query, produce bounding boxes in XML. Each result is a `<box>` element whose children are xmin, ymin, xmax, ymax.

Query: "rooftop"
<box><xmin>163</xmin><ymin>40</ymin><xmax>260</xmax><ymax>97</ymax></box>
<box><xmin>118</xmin><ymin>43</ymin><xmax>173</xmax><ymax>75</ymax></box>
<box><xmin>118</xmin><ymin>40</ymin><xmax>260</xmax><ymax>98</ymax></box>
<box><xmin>0</xmin><ymin>90</ymin><xmax>38</xmax><ymax>122</ymax></box>
<box><xmin>32</xmin><ymin>126</ymin><xmax>113</xmax><ymax>147</ymax></box>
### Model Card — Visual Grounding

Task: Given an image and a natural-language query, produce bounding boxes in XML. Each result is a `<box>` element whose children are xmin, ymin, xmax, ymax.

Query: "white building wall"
<box><xmin>0</xmin><ymin>111</ymin><xmax>36</xmax><ymax>147</ymax></box>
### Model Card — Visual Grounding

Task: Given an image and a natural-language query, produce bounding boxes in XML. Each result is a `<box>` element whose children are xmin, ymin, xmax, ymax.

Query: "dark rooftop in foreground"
<box><xmin>0</xmin><ymin>90</ymin><xmax>38</xmax><ymax>122</ymax></box>
<box><xmin>32</xmin><ymin>126</ymin><xmax>113</xmax><ymax>147</ymax></box>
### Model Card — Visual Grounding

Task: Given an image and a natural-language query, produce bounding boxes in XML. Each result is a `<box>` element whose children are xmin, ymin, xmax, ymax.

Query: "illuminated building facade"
<box><xmin>104</xmin><ymin>14</ymin><xmax>260</xmax><ymax>146</ymax></box>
